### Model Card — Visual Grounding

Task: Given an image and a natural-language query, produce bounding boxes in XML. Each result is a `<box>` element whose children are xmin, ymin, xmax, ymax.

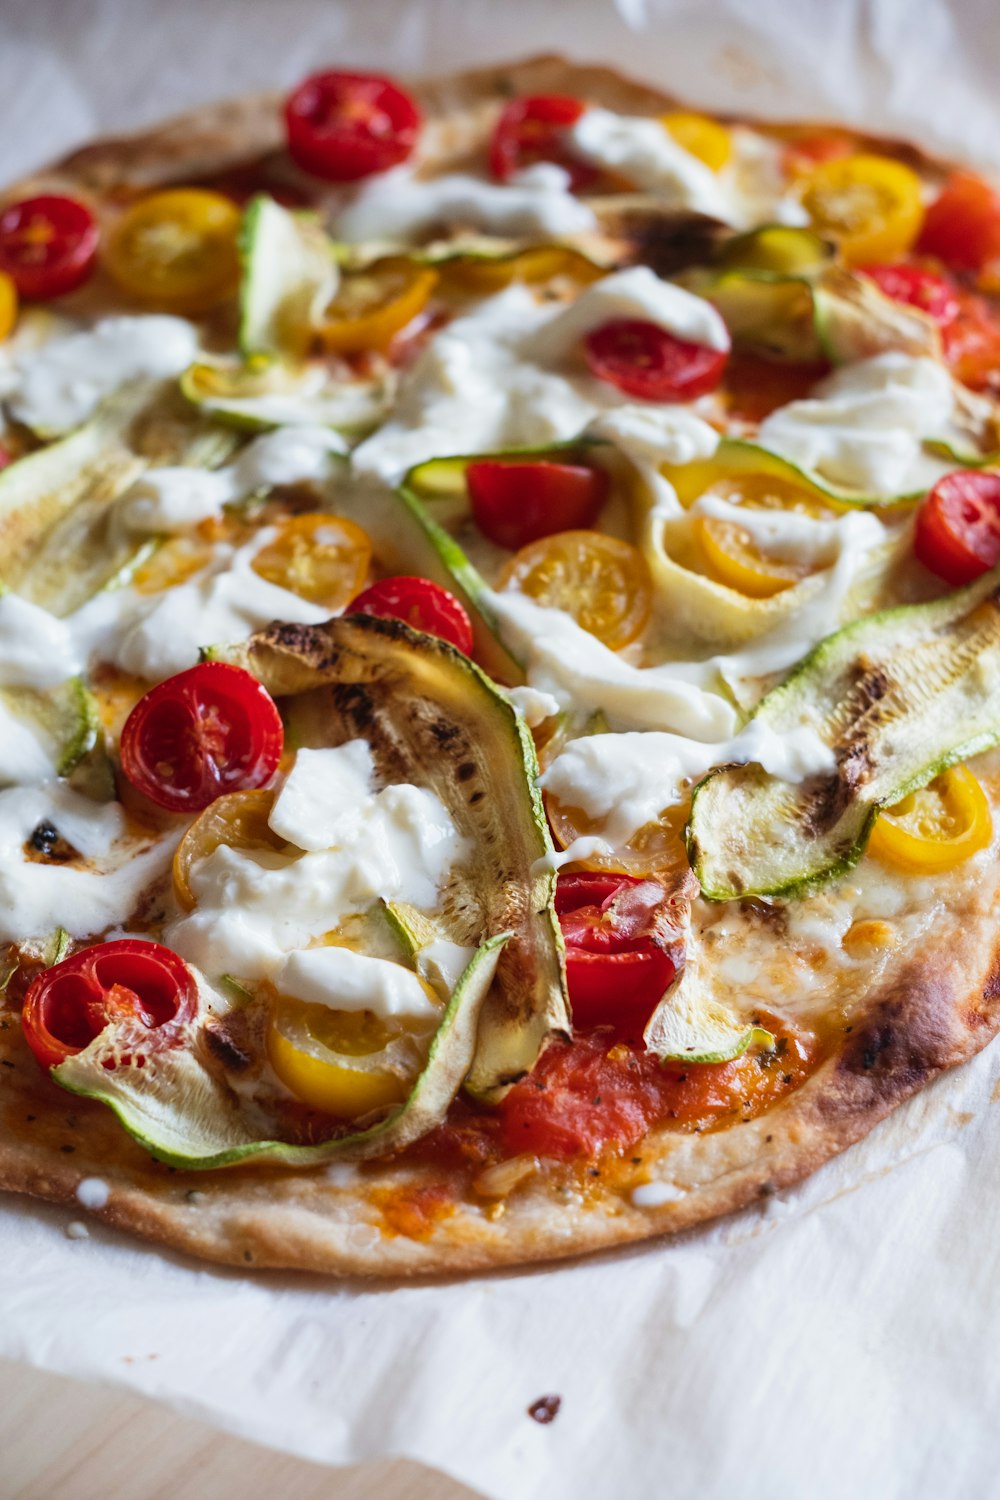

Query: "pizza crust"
<box><xmin>0</xmin><ymin>55</ymin><xmax>996</xmax><ymax>1277</ymax></box>
<box><xmin>2</xmin><ymin>892</ymin><xmax>996</xmax><ymax>1277</ymax></box>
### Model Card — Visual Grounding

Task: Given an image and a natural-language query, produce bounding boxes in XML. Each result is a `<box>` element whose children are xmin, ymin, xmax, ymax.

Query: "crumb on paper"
<box><xmin>528</xmin><ymin>1395</ymin><xmax>562</xmax><ymax>1424</ymax></box>
<box><xmin>65</xmin><ymin>1221</ymin><xmax>89</xmax><ymax>1240</ymax></box>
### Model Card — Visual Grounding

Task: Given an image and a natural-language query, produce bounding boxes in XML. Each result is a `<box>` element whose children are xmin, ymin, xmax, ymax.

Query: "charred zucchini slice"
<box><xmin>687</xmin><ymin>565</ymin><xmax>1000</xmax><ymax>899</ymax></box>
<box><xmin>55</xmin><ymin>616</ymin><xmax>569</xmax><ymax>1165</ymax></box>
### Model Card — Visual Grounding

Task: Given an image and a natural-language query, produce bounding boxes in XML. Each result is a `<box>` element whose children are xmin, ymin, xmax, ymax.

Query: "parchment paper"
<box><xmin>2</xmin><ymin>3</ymin><xmax>1000</xmax><ymax>1497</ymax></box>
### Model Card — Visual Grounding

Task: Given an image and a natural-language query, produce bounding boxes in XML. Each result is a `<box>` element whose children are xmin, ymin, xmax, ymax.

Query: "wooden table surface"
<box><xmin>0</xmin><ymin>1358</ymin><xmax>486</xmax><ymax>1500</ymax></box>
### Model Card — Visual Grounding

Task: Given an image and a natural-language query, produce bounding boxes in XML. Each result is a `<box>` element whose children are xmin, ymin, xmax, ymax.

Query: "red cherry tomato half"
<box><xmin>911</xmin><ymin>468</ymin><xmax>1000</xmax><ymax>585</ymax></box>
<box><xmin>119</xmin><ymin>662</ymin><xmax>284</xmax><ymax>814</ymax></box>
<box><xmin>913</xmin><ymin>469</ymin><xmax>1000</xmax><ymax>586</ymax></box>
<box><xmin>466</xmin><ymin>459</ymin><xmax>610</xmax><ymax>551</ymax></box>
<box><xmin>347</xmin><ymin>576</ymin><xmax>475</xmax><ymax>654</ymax></box>
<box><xmin>284</xmin><ymin>70</ymin><xmax>421</xmax><ymax>182</ymax></box>
<box><xmin>21</xmin><ymin>939</ymin><xmax>196</xmax><ymax>1072</ymax></box>
<box><xmin>917</xmin><ymin>172</ymin><xmax>1000</xmax><ymax>273</ymax></box>
<box><xmin>0</xmin><ymin>195</ymin><xmax>99</xmax><ymax>300</ymax></box>
<box><xmin>555</xmin><ymin>871</ymin><xmax>677</xmax><ymax>1033</ymax></box>
<box><xmin>489</xmin><ymin>95</ymin><xmax>596</xmax><ymax>191</ymax></box>
<box><xmin>941</xmin><ymin>291</ymin><xmax>1000</xmax><ymax>394</ymax></box>
<box><xmin>858</xmin><ymin>262</ymin><xmax>959</xmax><ymax>327</ymax></box>
<box><xmin>584</xmin><ymin>319</ymin><xmax>729</xmax><ymax>403</ymax></box>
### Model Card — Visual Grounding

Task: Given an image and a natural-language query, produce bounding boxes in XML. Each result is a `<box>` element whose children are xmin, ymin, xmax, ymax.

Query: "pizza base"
<box><xmin>1</xmin><ymin>56</ymin><xmax>997</xmax><ymax>1276</ymax></box>
<box><xmin>2</xmin><ymin>896</ymin><xmax>996</xmax><ymax>1277</ymax></box>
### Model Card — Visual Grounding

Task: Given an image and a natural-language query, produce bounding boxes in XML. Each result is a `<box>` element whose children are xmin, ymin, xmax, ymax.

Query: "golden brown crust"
<box><xmin>0</xmin><ymin>56</ymin><xmax>995</xmax><ymax>1277</ymax></box>
<box><xmin>2</xmin><ymin>892</ymin><xmax>998</xmax><ymax>1278</ymax></box>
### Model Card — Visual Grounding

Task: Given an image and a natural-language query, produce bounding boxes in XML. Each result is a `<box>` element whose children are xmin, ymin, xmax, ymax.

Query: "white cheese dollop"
<box><xmin>6</xmin><ymin>316</ymin><xmax>200</xmax><ymax>435</ymax></box>
<box><xmin>0</xmin><ymin>783</ymin><xmax>174</xmax><ymax>943</ymax></box>
<box><xmin>267</xmin><ymin>741</ymin><xmax>374</xmax><ymax>852</ymax></box>
<box><xmin>757</xmin><ymin>354</ymin><xmax>961</xmax><ymax>496</ymax></box>
<box><xmin>567</xmin><ymin>107</ymin><xmax>732</xmax><ymax>220</ymax></box>
<box><xmin>165</xmin><ymin>744</ymin><xmax>468</xmax><ymax>982</ymax></box>
<box><xmin>541</xmin><ymin>720</ymin><xmax>835</xmax><ymax>848</ymax></box>
<box><xmin>334</xmin><ymin>162</ymin><xmax>597</xmax><ymax>244</ymax></box>
<box><xmin>276</xmin><ymin>946</ymin><xmax>439</xmax><ymax>1020</ymax></box>
<box><xmin>117</xmin><ymin>424</ymin><xmax>347</xmax><ymax>535</ymax></box>
<box><xmin>0</xmin><ymin>593</ymin><xmax>80</xmax><ymax>689</ymax></box>
<box><xmin>353</xmin><ymin>272</ymin><xmax>727</xmax><ymax>482</ymax></box>
<box><xmin>526</xmin><ymin>264</ymin><xmax>730</xmax><ymax>360</ymax></box>
<box><xmin>71</xmin><ymin>532</ymin><xmax>331</xmax><ymax>683</ymax></box>
<box><xmin>0</xmin><ymin>698</ymin><xmax>55</xmax><ymax>787</ymax></box>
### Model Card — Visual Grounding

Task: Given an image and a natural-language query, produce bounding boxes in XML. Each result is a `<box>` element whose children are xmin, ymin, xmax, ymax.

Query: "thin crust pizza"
<box><xmin>2</xmin><ymin>57</ymin><xmax>1000</xmax><ymax>1276</ymax></box>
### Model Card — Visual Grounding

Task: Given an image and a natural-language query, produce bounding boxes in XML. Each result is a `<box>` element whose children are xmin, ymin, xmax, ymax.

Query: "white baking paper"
<box><xmin>2</xmin><ymin>3</ymin><xmax>1000</xmax><ymax>1496</ymax></box>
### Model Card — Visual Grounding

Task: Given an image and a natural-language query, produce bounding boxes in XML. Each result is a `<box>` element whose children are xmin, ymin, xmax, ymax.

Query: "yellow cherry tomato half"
<box><xmin>694</xmin><ymin>514</ymin><xmax>808</xmax><ymax>598</ymax></box>
<box><xmin>105</xmin><ymin>188</ymin><xmax>242</xmax><ymax>313</ymax></box>
<box><xmin>250</xmin><ymin>512</ymin><xmax>372</xmax><ymax>609</ymax></box>
<box><xmin>320</xmin><ymin>258</ymin><xmax>437</xmax><ymax>354</ymax></box>
<box><xmin>498</xmin><ymin>529</ymin><xmax>652</xmax><ymax>651</ymax></box>
<box><xmin>267</xmin><ymin>996</ymin><xmax>421</xmax><ymax>1118</ymax></box>
<box><xmin>798</xmin><ymin>153</ymin><xmax>924</xmax><ymax>265</ymax></box>
<box><xmin>661</xmin><ymin>112</ymin><xmax>732</xmax><ymax>172</ymax></box>
<box><xmin>0</xmin><ymin>270</ymin><xmax>18</xmax><ymax>342</ymax></box>
<box><xmin>868</xmin><ymin>765</ymin><xmax>992</xmax><ymax>874</ymax></box>
<box><xmin>173</xmin><ymin>788</ymin><xmax>285</xmax><ymax>910</ymax></box>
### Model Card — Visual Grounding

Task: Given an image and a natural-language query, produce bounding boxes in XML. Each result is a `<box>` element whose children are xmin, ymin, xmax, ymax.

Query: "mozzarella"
<box><xmin>5</xmin><ymin>316</ymin><xmax>200</xmax><ymax>435</ymax></box>
<box><xmin>268</xmin><ymin>742</ymin><xmax>375</xmax><ymax>852</ymax></box>
<box><xmin>0</xmin><ymin>783</ymin><xmax>174</xmax><ymax>943</ymax></box>
<box><xmin>541</xmin><ymin>720</ymin><xmax>834</xmax><ymax>848</ymax></box>
<box><xmin>353</xmin><ymin>273</ymin><xmax>726</xmax><ymax>482</ymax></box>
<box><xmin>567</xmin><ymin>109</ymin><xmax>731</xmax><ymax>219</ymax></box>
<box><xmin>118</xmin><ymin>424</ymin><xmax>347</xmax><ymax>536</ymax></box>
<box><xmin>165</xmin><ymin>765</ymin><xmax>468</xmax><ymax>982</ymax></box>
<box><xmin>0</xmin><ymin>593</ymin><xmax>80</xmax><ymax>688</ymax></box>
<box><xmin>334</xmin><ymin>162</ymin><xmax>597</xmax><ymax>244</ymax></box>
<box><xmin>757</xmin><ymin>354</ymin><xmax>962</xmax><ymax>496</ymax></box>
<box><xmin>276</xmin><ymin>946</ymin><xmax>439</xmax><ymax>1020</ymax></box>
<box><xmin>0</xmin><ymin>698</ymin><xmax>56</xmax><ymax>787</ymax></box>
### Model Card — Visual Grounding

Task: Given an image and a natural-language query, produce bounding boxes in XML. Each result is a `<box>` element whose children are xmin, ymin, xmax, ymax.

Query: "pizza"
<box><xmin>2</xmin><ymin>56</ymin><xmax>1000</xmax><ymax>1276</ymax></box>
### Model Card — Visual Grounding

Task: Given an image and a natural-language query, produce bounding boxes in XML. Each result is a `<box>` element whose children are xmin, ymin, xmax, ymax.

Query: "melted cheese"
<box><xmin>541</xmin><ymin>720</ymin><xmax>834</xmax><ymax>848</ymax></box>
<box><xmin>567</xmin><ymin>108</ymin><xmax>731</xmax><ymax>219</ymax></box>
<box><xmin>335</xmin><ymin>162</ymin><xmax>597</xmax><ymax>244</ymax></box>
<box><xmin>118</xmin><ymin>425</ymin><xmax>347</xmax><ymax>535</ymax></box>
<box><xmin>4</xmin><ymin>316</ymin><xmax>200</xmax><ymax>434</ymax></box>
<box><xmin>0</xmin><ymin>783</ymin><xmax>174</xmax><ymax>943</ymax></box>
<box><xmin>276</xmin><ymin>946</ymin><xmax>439</xmax><ymax>1020</ymax></box>
<box><xmin>165</xmin><ymin>751</ymin><xmax>468</xmax><ymax>982</ymax></box>
<box><xmin>757</xmin><ymin>354</ymin><xmax>962</xmax><ymax>496</ymax></box>
<box><xmin>353</xmin><ymin>271</ymin><xmax>726</xmax><ymax>481</ymax></box>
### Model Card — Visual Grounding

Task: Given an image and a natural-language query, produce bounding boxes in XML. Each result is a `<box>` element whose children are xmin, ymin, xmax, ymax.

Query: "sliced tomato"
<box><xmin>119</xmin><ymin>662</ymin><xmax>284</xmax><ymax>814</ymax></box>
<box><xmin>21</xmin><ymin>939</ymin><xmax>196</xmax><ymax>1072</ymax></box>
<box><xmin>105</xmin><ymin>188</ymin><xmax>241</xmax><ymax>314</ymax></box>
<box><xmin>913</xmin><ymin>469</ymin><xmax>1000</xmax><ymax>586</ymax></box>
<box><xmin>347</xmin><ymin>576</ymin><xmax>474</xmax><ymax>654</ymax></box>
<box><xmin>781</xmin><ymin>129</ymin><xmax>853</xmax><ymax>177</ymax></box>
<box><xmin>584</xmin><ymin>319</ymin><xmax>728</xmax><ymax>402</ymax></box>
<box><xmin>868</xmin><ymin>765</ymin><xmax>992</xmax><ymax>874</ymax></box>
<box><xmin>284</xmin><ymin>71</ymin><xmax>421</xmax><ymax>182</ymax></box>
<box><xmin>0</xmin><ymin>194</ymin><xmax>99</xmax><ymax>300</ymax></box>
<box><xmin>918</xmin><ymin>172</ymin><xmax>1000</xmax><ymax>272</ymax></box>
<box><xmin>858</xmin><ymin>262</ymin><xmax>959</xmax><ymax>326</ymax></box>
<box><xmin>496</xmin><ymin>1023</ymin><xmax>814</xmax><ymax>1159</ymax></box>
<box><xmin>489</xmin><ymin>95</ymin><xmax>595</xmax><ymax>190</ymax></box>
<box><xmin>499</xmin><ymin>529</ymin><xmax>652</xmax><ymax>650</ymax></box>
<box><xmin>941</xmin><ymin>292</ymin><xmax>1000</xmax><ymax>393</ymax></box>
<box><xmin>466</xmin><ymin>459</ymin><xmax>609</xmax><ymax>550</ymax></box>
<box><xmin>556</xmin><ymin>872</ymin><xmax>679</xmax><ymax>1033</ymax></box>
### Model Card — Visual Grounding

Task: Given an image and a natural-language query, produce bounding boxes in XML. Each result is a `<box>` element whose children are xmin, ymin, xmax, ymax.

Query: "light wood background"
<box><xmin>0</xmin><ymin>1359</ymin><xmax>486</xmax><ymax>1500</ymax></box>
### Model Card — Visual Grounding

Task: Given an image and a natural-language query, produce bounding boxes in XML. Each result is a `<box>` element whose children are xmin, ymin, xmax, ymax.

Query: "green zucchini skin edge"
<box><xmin>686</xmin><ymin>563</ymin><xmax>1000</xmax><ymax>902</ymax></box>
<box><xmin>53</xmin><ymin>936</ymin><xmax>511</xmax><ymax>1171</ymax></box>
